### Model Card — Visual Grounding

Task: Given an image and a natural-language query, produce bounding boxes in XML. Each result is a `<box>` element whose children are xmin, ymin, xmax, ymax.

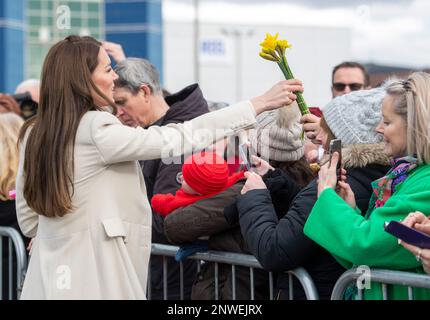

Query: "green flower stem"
<box><xmin>278</xmin><ymin>57</ymin><xmax>309</xmax><ymax>116</ymax></box>
<box><xmin>277</xmin><ymin>57</ymin><xmax>309</xmax><ymax>140</ymax></box>
<box><xmin>294</xmin><ymin>93</ymin><xmax>310</xmax><ymax>116</ymax></box>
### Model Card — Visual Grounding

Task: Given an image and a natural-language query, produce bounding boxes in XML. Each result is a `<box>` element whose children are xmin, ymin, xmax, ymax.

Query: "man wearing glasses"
<box><xmin>331</xmin><ymin>61</ymin><xmax>370</xmax><ymax>98</ymax></box>
<box><xmin>302</xmin><ymin>61</ymin><xmax>370</xmax><ymax>161</ymax></box>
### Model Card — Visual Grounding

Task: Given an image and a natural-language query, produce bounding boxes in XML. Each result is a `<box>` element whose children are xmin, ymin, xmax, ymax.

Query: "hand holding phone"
<box><xmin>328</xmin><ymin>139</ymin><xmax>342</xmax><ymax>181</ymax></box>
<box><xmin>238</xmin><ymin>143</ymin><xmax>254</xmax><ymax>171</ymax></box>
<box><xmin>384</xmin><ymin>220</ymin><xmax>430</xmax><ymax>249</ymax></box>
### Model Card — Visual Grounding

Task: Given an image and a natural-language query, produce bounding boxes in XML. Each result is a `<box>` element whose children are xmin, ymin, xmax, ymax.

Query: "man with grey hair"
<box><xmin>113</xmin><ymin>57</ymin><xmax>210</xmax><ymax>300</ymax></box>
<box><xmin>113</xmin><ymin>58</ymin><xmax>168</xmax><ymax>127</ymax></box>
<box><xmin>301</xmin><ymin>61</ymin><xmax>371</xmax><ymax>162</ymax></box>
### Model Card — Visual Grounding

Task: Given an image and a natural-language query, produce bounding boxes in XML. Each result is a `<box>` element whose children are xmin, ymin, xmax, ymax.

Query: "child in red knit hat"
<box><xmin>151</xmin><ymin>151</ymin><xmax>244</xmax><ymax>217</ymax></box>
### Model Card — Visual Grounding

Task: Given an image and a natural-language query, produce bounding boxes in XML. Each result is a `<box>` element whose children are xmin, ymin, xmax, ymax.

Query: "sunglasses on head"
<box><xmin>332</xmin><ymin>82</ymin><xmax>364</xmax><ymax>92</ymax></box>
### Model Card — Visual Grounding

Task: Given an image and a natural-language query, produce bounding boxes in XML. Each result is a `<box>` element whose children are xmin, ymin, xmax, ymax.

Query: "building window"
<box><xmin>26</xmin><ymin>0</ymin><xmax>104</xmax><ymax>79</ymax></box>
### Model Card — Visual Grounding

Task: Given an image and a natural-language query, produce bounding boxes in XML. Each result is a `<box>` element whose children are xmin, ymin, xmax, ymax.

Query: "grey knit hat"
<box><xmin>322</xmin><ymin>85</ymin><xmax>390</xmax><ymax>145</ymax></box>
<box><xmin>250</xmin><ymin>102</ymin><xmax>304</xmax><ymax>162</ymax></box>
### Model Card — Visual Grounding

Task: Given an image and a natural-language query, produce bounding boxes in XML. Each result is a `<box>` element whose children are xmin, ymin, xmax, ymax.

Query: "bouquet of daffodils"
<box><xmin>259</xmin><ymin>33</ymin><xmax>309</xmax><ymax>116</ymax></box>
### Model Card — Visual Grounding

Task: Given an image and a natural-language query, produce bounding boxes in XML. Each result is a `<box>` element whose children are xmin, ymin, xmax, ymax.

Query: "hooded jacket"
<box><xmin>235</xmin><ymin>143</ymin><xmax>391</xmax><ymax>299</ymax></box>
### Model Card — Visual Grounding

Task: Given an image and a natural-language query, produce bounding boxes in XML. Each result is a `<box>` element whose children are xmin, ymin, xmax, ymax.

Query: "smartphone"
<box><xmin>384</xmin><ymin>220</ymin><xmax>430</xmax><ymax>249</ymax></box>
<box><xmin>238</xmin><ymin>143</ymin><xmax>253</xmax><ymax>171</ymax></box>
<box><xmin>328</xmin><ymin>139</ymin><xmax>342</xmax><ymax>181</ymax></box>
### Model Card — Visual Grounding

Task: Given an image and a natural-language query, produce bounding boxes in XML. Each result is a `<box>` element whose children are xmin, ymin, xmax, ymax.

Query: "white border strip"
<box><xmin>105</xmin><ymin>23</ymin><xmax>162</xmax><ymax>34</ymax></box>
<box><xmin>0</xmin><ymin>18</ymin><xmax>26</xmax><ymax>30</ymax></box>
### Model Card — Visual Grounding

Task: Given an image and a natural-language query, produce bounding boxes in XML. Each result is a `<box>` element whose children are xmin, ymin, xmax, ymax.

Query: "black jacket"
<box><xmin>141</xmin><ymin>84</ymin><xmax>209</xmax><ymax>300</ymax></box>
<box><xmin>0</xmin><ymin>199</ymin><xmax>30</xmax><ymax>246</ymax></box>
<box><xmin>234</xmin><ymin>143</ymin><xmax>391</xmax><ymax>300</ymax></box>
<box><xmin>0</xmin><ymin>200</ymin><xmax>19</xmax><ymax>230</ymax></box>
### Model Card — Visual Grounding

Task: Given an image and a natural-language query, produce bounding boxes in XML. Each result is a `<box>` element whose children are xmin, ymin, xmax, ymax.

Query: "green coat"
<box><xmin>304</xmin><ymin>164</ymin><xmax>430</xmax><ymax>300</ymax></box>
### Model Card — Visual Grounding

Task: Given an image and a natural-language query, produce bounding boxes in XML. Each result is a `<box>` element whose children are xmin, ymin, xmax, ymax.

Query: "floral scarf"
<box><xmin>369</xmin><ymin>156</ymin><xmax>418</xmax><ymax>210</ymax></box>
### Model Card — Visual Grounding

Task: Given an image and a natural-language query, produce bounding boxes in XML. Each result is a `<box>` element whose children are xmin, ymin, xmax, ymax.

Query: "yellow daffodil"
<box><xmin>262</xmin><ymin>47</ymin><xmax>274</xmax><ymax>55</ymax></box>
<box><xmin>259</xmin><ymin>47</ymin><xmax>278</xmax><ymax>61</ymax></box>
<box><xmin>259</xmin><ymin>52</ymin><xmax>278</xmax><ymax>62</ymax></box>
<box><xmin>259</xmin><ymin>33</ymin><xmax>310</xmax><ymax>118</ymax></box>
<box><xmin>259</xmin><ymin>32</ymin><xmax>279</xmax><ymax>52</ymax></box>
<box><xmin>276</xmin><ymin>39</ymin><xmax>292</xmax><ymax>56</ymax></box>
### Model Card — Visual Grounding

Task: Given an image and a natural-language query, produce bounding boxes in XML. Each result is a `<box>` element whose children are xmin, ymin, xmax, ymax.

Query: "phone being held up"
<box><xmin>384</xmin><ymin>220</ymin><xmax>430</xmax><ymax>249</ymax></box>
<box><xmin>238</xmin><ymin>142</ymin><xmax>255</xmax><ymax>172</ymax></box>
<box><xmin>328</xmin><ymin>139</ymin><xmax>342</xmax><ymax>181</ymax></box>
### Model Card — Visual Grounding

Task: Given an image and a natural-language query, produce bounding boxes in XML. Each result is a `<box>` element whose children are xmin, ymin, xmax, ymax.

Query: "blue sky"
<box><xmin>164</xmin><ymin>0</ymin><xmax>430</xmax><ymax>68</ymax></box>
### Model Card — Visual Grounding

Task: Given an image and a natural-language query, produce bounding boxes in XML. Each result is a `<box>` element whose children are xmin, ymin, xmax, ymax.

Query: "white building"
<box><xmin>163</xmin><ymin>21</ymin><xmax>351</xmax><ymax>108</ymax></box>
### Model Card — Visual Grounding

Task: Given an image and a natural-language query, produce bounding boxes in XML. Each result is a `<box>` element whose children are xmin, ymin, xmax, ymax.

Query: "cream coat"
<box><xmin>16</xmin><ymin>101</ymin><xmax>256</xmax><ymax>299</ymax></box>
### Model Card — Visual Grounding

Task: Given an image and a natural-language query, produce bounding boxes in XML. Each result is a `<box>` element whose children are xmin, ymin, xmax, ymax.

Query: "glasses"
<box><xmin>332</xmin><ymin>82</ymin><xmax>364</xmax><ymax>92</ymax></box>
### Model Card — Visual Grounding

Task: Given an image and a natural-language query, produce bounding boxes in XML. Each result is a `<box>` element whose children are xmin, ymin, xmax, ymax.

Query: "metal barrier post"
<box><xmin>231</xmin><ymin>265</ymin><xmax>236</xmax><ymax>300</ymax></box>
<box><xmin>179</xmin><ymin>261</ymin><xmax>184</xmax><ymax>300</ymax></box>
<box><xmin>287</xmin><ymin>268</ymin><xmax>319</xmax><ymax>300</ymax></box>
<box><xmin>268</xmin><ymin>272</ymin><xmax>274</xmax><ymax>300</ymax></box>
<box><xmin>151</xmin><ymin>243</ymin><xmax>319</xmax><ymax>300</ymax></box>
<box><xmin>0</xmin><ymin>227</ymin><xmax>28</xmax><ymax>300</ymax></box>
<box><xmin>331</xmin><ymin>268</ymin><xmax>430</xmax><ymax>300</ymax></box>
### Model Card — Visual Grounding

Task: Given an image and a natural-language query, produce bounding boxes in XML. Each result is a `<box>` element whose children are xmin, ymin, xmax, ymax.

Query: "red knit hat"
<box><xmin>182</xmin><ymin>151</ymin><xmax>229</xmax><ymax>195</ymax></box>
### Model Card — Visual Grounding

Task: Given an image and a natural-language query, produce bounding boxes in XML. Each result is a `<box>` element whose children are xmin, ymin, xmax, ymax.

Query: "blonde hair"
<box><xmin>0</xmin><ymin>113</ymin><xmax>24</xmax><ymax>200</ymax></box>
<box><xmin>385</xmin><ymin>72</ymin><xmax>430</xmax><ymax>164</ymax></box>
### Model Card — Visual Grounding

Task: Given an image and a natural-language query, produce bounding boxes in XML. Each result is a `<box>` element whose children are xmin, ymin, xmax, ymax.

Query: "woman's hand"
<box><xmin>337</xmin><ymin>181</ymin><xmax>356</xmax><ymax>209</ymax></box>
<box><xmin>27</xmin><ymin>238</ymin><xmax>34</xmax><ymax>252</ymax></box>
<box><xmin>102</xmin><ymin>41</ymin><xmax>126</xmax><ymax>63</ymax></box>
<box><xmin>399</xmin><ymin>212</ymin><xmax>430</xmax><ymax>274</ymax></box>
<box><xmin>317</xmin><ymin>152</ymin><xmax>340</xmax><ymax>196</ymax></box>
<box><xmin>0</xmin><ymin>94</ymin><xmax>21</xmax><ymax>115</ymax></box>
<box><xmin>401</xmin><ymin>211</ymin><xmax>429</xmax><ymax>229</ymax></box>
<box><xmin>250</xmin><ymin>79</ymin><xmax>304</xmax><ymax>115</ymax></box>
<box><xmin>241</xmin><ymin>171</ymin><xmax>267</xmax><ymax>195</ymax></box>
<box><xmin>300</xmin><ymin>114</ymin><xmax>321</xmax><ymax>143</ymax></box>
<box><xmin>250</xmin><ymin>155</ymin><xmax>274</xmax><ymax>176</ymax></box>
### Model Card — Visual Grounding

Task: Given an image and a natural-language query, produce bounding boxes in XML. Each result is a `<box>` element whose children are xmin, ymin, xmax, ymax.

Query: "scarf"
<box><xmin>369</xmin><ymin>156</ymin><xmax>418</xmax><ymax>210</ymax></box>
<box><xmin>151</xmin><ymin>171</ymin><xmax>245</xmax><ymax>217</ymax></box>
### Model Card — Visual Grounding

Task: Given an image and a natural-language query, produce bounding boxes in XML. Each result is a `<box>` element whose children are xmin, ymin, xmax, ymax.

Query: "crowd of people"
<box><xmin>1</xmin><ymin>35</ymin><xmax>430</xmax><ymax>300</ymax></box>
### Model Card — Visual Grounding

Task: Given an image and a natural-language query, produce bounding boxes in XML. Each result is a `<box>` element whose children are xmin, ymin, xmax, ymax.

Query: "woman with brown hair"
<box><xmin>15</xmin><ymin>35</ymin><xmax>303</xmax><ymax>299</ymax></box>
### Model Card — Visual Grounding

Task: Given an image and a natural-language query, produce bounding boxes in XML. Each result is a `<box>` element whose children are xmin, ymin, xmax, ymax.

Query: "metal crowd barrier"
<box><xmin>0</xmin><ymin>226</ymin><xmax>28</xmax><ymax>300</ymax></box>
<box><xmin>149</xmin><ymin>243</ymin><xmax>319</xmax><ymax>300</ymax></box>
<box><xmin>331</xmin><ymin>268</ymin><xmax>430</xmax><ymax>300</ymax></box>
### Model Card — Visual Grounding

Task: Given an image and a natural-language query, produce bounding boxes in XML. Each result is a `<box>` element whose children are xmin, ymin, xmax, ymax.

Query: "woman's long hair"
<box><xmin>19</xmin><ymin>35</ymin><xmax>116</xmax><ymax>217</ymax></box>
<box><xmin>269</xmin><ymin>157</ymin><xmax>315</xmax><ymax>188</ymax></box>
<box><xmin>385</xmin><ymin>72</ymin><xmax>430</xmax><ymax>164</ymax></box>
<box><xmin>0</xmin><ymin>113</ymin><xmax>24</xmax><ymax>201</ymax></box>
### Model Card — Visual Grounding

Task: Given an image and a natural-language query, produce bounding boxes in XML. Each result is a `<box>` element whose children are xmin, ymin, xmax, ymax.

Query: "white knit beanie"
<box><xmin>250</xmin><ymin>102</ymin><xmax>304</xmax><ymax>162</ymax></box>
<box><xmin>322</xmin><ymin>82</ymin><xmax>394</xmax><ymax>145</ymax></box>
